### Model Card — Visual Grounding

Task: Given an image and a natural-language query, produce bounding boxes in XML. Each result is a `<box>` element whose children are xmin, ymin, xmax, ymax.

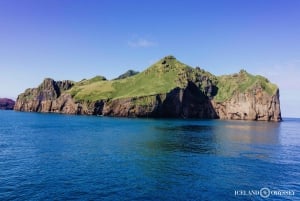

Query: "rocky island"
<box><xmin>0</xmin><ymin>98</ymin><xmax>15</xmax><ymax>110</ymax></box>
<box><xmin>14</xmin><ymin>56</ymin><xmax>281</xmax><ymax>121</ymax></box>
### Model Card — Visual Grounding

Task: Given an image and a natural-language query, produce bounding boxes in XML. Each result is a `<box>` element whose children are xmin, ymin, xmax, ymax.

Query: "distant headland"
<box><xmin>0</xmin><ymin>98</ymin><xmax>15</xmax><ymax>110</ymax></box>
<box><xmin>14</xmin><ymin>56</ymin><xmax>281</xmax><ymax>121</ymax></box>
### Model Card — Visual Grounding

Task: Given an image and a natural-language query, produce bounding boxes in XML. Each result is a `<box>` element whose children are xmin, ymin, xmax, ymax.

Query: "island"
<box><xmin>0</xmin><ymin>98</ymin><xmax>15</xmax><ymax>110</ymax></box>
<box><xmin>14</xmin><ymin>56</ymin><xmax>281</xmax><ymax>121</ymax></box>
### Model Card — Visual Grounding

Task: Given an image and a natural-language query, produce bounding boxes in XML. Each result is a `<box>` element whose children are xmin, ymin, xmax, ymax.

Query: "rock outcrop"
<box><xmin>14</xmin><ymin>56</ymin><xmax>282</xmax><ymax>121</ymax></box>
<box><xmin>212</xmin><ymin>88</ymin><xmax>281</xmax><ymax>121</ymax></box>
<box><xmin>0</xmin><ymin>98</ymin><xmax>15</xmax><ymax>110</ymax></box>
<box><xmin>14</xmin><ymin>78</ymin><xmax>75</xmax><ymax>112</ymax></box>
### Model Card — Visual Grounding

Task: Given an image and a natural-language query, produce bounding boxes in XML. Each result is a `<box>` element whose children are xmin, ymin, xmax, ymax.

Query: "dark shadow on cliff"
<box><xmin>151</xmin><ymin>82</ymin><xmax>218</xmax><ymax>119</ymax></box>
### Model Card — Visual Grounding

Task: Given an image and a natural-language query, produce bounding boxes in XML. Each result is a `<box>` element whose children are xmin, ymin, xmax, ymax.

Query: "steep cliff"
<box><xmin>0</xmin><ymin>98</ymin><xmax>15</xmax><ymax>110</ymax></box>
<box><xmin>14</xmin><ymin>79</ymin><xmax>76</xmax><ymax>113</ymax></box>
<box><xmin>14</xmin><ymin>56</ymin><xmax>281</xmax><ymax>121</ymax></box>
<box><xmin>212</xmin><ymin>70</ymin><xmax>281</xmax><ymax>121</ymax></box>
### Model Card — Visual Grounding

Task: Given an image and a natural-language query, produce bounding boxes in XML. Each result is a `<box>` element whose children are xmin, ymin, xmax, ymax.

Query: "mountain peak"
<box><xmin>162</xmin><ymin>55</ymin><xmax>176</xmax><ymax>60</ymax></box>
<box><xmin>114</xmin><ymin>70</ymin><xmax>139</xmax><ymax>80</ymax></box>
<box><xmin>159</xmin><ymin>55</ymin><xmax>177</xmax><ymax>65</ymax></box>
<box><xmin>144</xmin><ymin>55</ymin><xmax>190</xmax><ymax>75</ymax></box>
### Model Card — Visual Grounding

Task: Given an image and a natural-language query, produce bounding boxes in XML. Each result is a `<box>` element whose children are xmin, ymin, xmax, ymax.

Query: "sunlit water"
<box><xmin>0</xmin><ymin>110</ymin><xmax>299</xmax><ymax>200</ymax></box>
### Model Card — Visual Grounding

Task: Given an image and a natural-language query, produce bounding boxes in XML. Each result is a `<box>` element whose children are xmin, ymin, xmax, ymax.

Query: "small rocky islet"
<box><xmin>14</xmin><ymin>56</ymin><xmax>281</xmax><ymax>121</ymax></box>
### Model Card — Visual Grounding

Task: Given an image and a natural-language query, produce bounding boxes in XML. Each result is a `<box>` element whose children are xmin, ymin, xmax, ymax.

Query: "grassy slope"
<box><xmin>69</xmin><ymin>56</ymin><xmax>193</xmax><ymax>101</ymax></box>
<box><xmin>67</xmin><ymin>57</ymin><xmax>278</xmax><ymax>102</ymax></box>
<box><xmin>214</xmin><ymin>70</ymin><xmax>278</xmax><ymax>102</ymax></box>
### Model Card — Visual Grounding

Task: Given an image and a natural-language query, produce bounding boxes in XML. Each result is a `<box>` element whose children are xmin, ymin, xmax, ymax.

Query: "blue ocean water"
<box><xmin>0</xmin><ymin>110</ymin><xmax>299</xmax><ymax>201</ymax></box>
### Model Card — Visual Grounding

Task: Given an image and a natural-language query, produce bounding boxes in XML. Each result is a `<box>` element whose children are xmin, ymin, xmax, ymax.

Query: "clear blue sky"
<box><xmin>0</xmin><ymin>0</ymin><xmax>299</xmax><ymax>117</ymax></box>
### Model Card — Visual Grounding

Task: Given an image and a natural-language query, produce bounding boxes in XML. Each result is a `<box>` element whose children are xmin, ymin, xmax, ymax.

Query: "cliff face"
<box><xmin>99</xmin><ymin>82</ymin><xmax>217</xmax><ymax>118</ymax></box>
<box><xmin>14</xmin><ymin>79</ymin><xmax>217</xmax><ymax>118</ymax></box>
<box><xmin>14</xmin><ymin>78</ymin><xmax>76</xmax><ymax>113</ymax></box>
<box><xmin>14</xmin><ymin>56</ymin><xmax>282</xmax><ymax>121</ymax></box>
<box><xmin>211</xmin><ymin>70</ymin><xmax>281</xmax><ymax>121</ymax></box>
<box><xmin>212</xmin><ymin>88</ymin><xmax>281</xmax><ymax>121</ymax></box>
<box><xmin>0</xmin><ymin>98</ymin><xmax>15</xmax><ymax>110</ymax></box>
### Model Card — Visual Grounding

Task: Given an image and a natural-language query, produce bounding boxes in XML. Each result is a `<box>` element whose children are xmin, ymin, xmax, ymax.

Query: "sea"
<box><xmin>0</xmin><ymin>110</ymin><xmax>299</xmax><ymax>201</ymax></box>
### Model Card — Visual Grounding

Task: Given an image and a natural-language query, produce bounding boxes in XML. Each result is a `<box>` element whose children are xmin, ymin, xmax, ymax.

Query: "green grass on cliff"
<box><xmin>67</xmin><ymin>56</ymin><xmax>278</xmax><ymax>102</ymax></box>
<box><xmin>69</xmin><ymin>56</ymin><xmax>197</xmax><ymax>101</ymax></box>
<box><xmin>214</xmin><ymin>70</ymin><xmax>278</xmax><ymax>102</ymax></box>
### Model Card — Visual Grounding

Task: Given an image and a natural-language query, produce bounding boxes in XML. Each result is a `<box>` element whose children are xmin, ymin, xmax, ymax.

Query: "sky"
<box><xmin>0</xmin><ymin>0</ymin><xmax>299</xmax><ymax>117</ymax></box>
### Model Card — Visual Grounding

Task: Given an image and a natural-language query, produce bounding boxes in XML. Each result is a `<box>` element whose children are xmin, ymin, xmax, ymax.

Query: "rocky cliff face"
<box><xmin>0</xmin><ymin>98</ymin><xmax>15</xmax><ymax>110</ymax></box>
<box><xmin>212</xmin><ymin>87</ymin><xmax>281</xmax><ymax>121</ymax></box>
<box><xmin>99</xmin><ymin>82</ymin><xmax>217</xmax><ymax>118</ymax></box>
<box><xmin>14</xmin><ymin>57</ymin><xmax>282</xmax><ymax>122</ymax></box>
<box><xmin>14</xmin><ymin>79</ymin><xmax>217</xmax><ymax>118</ymax></box>
<box><xmin>14</xmin><ymin>78</ymin><xmax>76</xmax><ymax>113</ymax></box>
<box><xmin>14</xmin><ymin>77</ymin><xmax>281</xmax><ymax>121</ymax></box>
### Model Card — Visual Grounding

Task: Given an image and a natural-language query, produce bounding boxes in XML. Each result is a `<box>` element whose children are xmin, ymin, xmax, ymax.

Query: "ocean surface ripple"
<box><xmin>0</xmin><ymin>111</ymin><xmax>299</xmax><ymax>201</ymax></box>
